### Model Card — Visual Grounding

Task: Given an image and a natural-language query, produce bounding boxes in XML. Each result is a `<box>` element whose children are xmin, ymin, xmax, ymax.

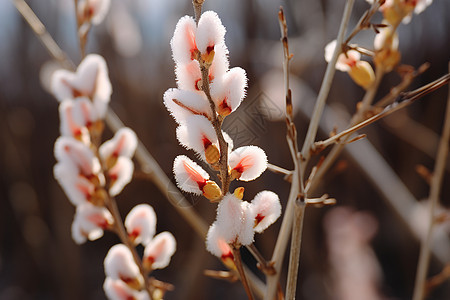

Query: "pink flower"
<box><xmin>229</xmin><ymin>146</ymin><xmax>267</xmax><ymax>181</ymax></box>
<box><xmin>210</xmin><ymin>67</ymin><xmax>247</xmax><ymax>117</ymax></box>
<box><xmin>249</xmin><ymin>191</ymin><xmax>281</xmax><ymax>233</ymax></box>
<box><xmin>213</xmin><ymin>194</ymin><xmax>255</xmax><ymax>246</ymax></box>
<box><xmin>163</xmin><ymin>88</ymin><xmax>212</xmax><ymax>124</ymax></box>
<box><xmin>206</xmin><ymin>223</ymin><xmax>236</xmax><ymax>269</ymax></box>
<box><xmin>100</xmin><ymin>128</ymin><xmax>138</xmax><ymax>160</ymax></box>
<box><xmin>54</xmin><ymin>137</ymin><xmax>104</xmax><ymax>206</ymax></box>
<box><xmin>103</xmin><ymin>277</ymin><xmax>150</xmax><ymax>300</ymax></box>
<box><xmin>170</xmin><ymin>11</ymin><xmax>226</xmax><ymax>65</ymax></box>
<box><xmin>324</xmin><ymin>40</ymin><xmax>375</xmax><ymax>89</ymax></box>
<box><xmin>176</xmin><ymin>115</ymin><xmax>220</xmax><ymax>163</ymax></box>
<box><xmin>143</xmin><ymin>232</ymin><xmax>177</xmax><ymax>270</ymax></box>
<box><xmin>51</xmin><ymin>54</ymin><xmax>112</xmax><ymax>118</ymax></box>
<box><xmin>125</xmin><ymin>204</ymin><xmax>157</xmax><ymax>246</ymax></box>
<box><xmin>104</xmin><ymin>244</ymin><xmax>144</xmax><ymax>290</ymax></box>
<box><xmin>71</xmin><ymin>203</ymin><xmax>113</xmax><ymax>244</ymax></box>
<box><xmin>78</xmin><ymin>0</ymin><xmax>111</xmax><ymax>25</ymax></box>
<box><xmin>59</xmin><ymin>98</ymin><xmax>98</xmax><ymax>144</ymax></box>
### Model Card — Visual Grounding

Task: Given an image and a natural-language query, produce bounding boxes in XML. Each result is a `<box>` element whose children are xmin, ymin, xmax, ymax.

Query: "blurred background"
<box><xmin>1</xmin><ymin>0</ymin><xmax>449</xmax><ymax>299</ymax></box>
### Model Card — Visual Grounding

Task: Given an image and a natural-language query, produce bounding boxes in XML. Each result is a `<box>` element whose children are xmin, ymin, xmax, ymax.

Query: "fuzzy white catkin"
<box><xmin>215</xmin><ymin>194</ymin><xmax>255</xmax><ymax>245</ymax></box>
<box><xmin>99</xmin><ymin>127</ymin><xmax>138</xmax><ymax>160</ymax></box>
<box><xmin>250</xmin><ymin>191</ymin><xmax>281</xmax><ymax>233</ymax></box>
<box><xmin>71</xmin><ymin>203</ymin><xmax>113</xmax><ymax>244</ymax></box>
<box><xmin>208</xmin><ymin>42</ymin><xmax>229</xmax><ymax>82</ymax></box>
<box><xmin>170</xmin><ymin>16</ymin><xmax>197</xmax><ymax>65</ymax></box>
<box><xmin>176</xmin><ymin>115</ymin><xmax>218</xmax><ymax>161</ymax></box>
<box><xmin>173</xmin><ymin>155</ymin><xmax>210</xmax><ymax>194</ymax></box>
<box><xmin>229</xmin><ymin>146</ymin><xmax>268</xmax><ymax>181</ymax></box>
<box><xmin>125</xmin><ymin>204</ymin><xmax>157</xmax><ymax>246</ymax></box>
<box><xmin>195</xmin><ymin>11</ymin><xmax>226</xmax><ymax>54</ymax></box>
<box><xmin>175</xmin><ymin>60</ymin><xmax>202</xmax><ymax>91</ymax></box>
<box><xmin>210</xmin><ymin>67</ymin><xmax>247</xmax><ymax>113</ymax></box>
<box><xmin>51</xmin><ymin>54</ymin><xmax>112</xmax><ymax>117</ymax></box>
<box><xmin>103</xmin><ymin>277</ymin><xmax>150</xmax><ymax>300</ymax></box>
<box><xmin>59</xmin><ymin>99</ymin><xmax>92</xmax><ymax>145</ymax></box>
<box><xmin>107</xmin><ymin>156</ymin><xmax>134</xmax><ymax>196</ymax></box>
<box><xmin>54</xmin><ymin>136</ymin><xmax>102</xmax><ymax>176</ymax></box>
<box><xmin>163</xmin><ymin>88</ymin><xmax>211</xmax><ymax>124</ymax></box>
<box><xmin>104</xmin><ymin>244</ymin><xmax>143</xmax><ymax>283</ymax></box>
<box><xmin>144</xmin><ymin>232</ymin><xmax>177</xmax><ymax>269</ymax></box>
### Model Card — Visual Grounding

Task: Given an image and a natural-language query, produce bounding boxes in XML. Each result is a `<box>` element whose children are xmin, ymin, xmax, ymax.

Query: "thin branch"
<box><xmin>13</xmin><ymin>0</ymin><xmax>75</xmax><ymax>70</ymax></box>
<box><xmin>192</xmin><ymin>0</ymin><xmax>205</xmax><ymax>24</ymax></box>
<box><xmin>300</xmin><ymin>0</ymin><xmax>355</xmax><ymax>162</ymax></box>
<box><xmin>413</xmin><ymin>65</ymin><xmax>450</xmax><ymax>300</ymax></box>
<box><xmin>232</xmin><ymin>247</ymin><xmax>254</xmax><ymax>300</ymax></box>
<box><xmin>246</xmin><ymin>244</ymin><xmax>276</xmax><ymax>275</ymax></box>
<box><xmin>267</xmin><ymin>163</ymin><xmax>292</xmax><ymax>177</ymax></box>
<box><xmin>314</xmin><ymin>73</ymin><xmax>450</xmax><ymax>152</ymax></box>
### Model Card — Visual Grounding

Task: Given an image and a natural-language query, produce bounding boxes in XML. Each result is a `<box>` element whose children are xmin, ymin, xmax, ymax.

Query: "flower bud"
<box><xmin>348</xmin><ymin>61</ymin><xmax>375</xmax><ymax>89</ymax></box>
<box><xmin>203</xmin><ymin>180</ymin><xmax>222</xmax><ymax>201</ymax></box>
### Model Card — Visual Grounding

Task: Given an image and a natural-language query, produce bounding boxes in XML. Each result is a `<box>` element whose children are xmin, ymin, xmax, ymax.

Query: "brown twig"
<box><xmin>314</xmin><ymin>73</ymin><xmax>450</xmax><ymax>152</ymax></box>
<box><xmin>412</xmin><ymin>66</ymin><xmax>450</xmax><ymax>300</ymax></box>
<box><xmin>192</xmin><ymin>0</ymin><xmax>205</xmax><ymax>24</ymax></box>
<box><xmin>232</xmin><ymin>247</ymin><xmax>254</xmax><ymax>300</ymax></box>
<box><xmin>246</xmin><ymin>244</ymin><xmax>276</xmax><ymax>275</ymax></box>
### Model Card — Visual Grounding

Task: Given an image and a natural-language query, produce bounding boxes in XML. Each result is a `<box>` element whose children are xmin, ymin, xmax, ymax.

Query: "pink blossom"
<box><xmin>51</xmin><ymin>54</ymin><xmax>112</xmax><ymax>117</ymax></box>
<box><xmin>107</xmin><ymin>156</ymin><xmax>134</xmax><ymax>196</ymax></box>
<box><xmin>173</xmin><ymin>155</ymin><xmax>210</xmax><ymax>195</ymax></box>
<box><xmin>78</xmin><ymin>0</ymin><xmax>111</xmax><ymax>25</ymax></box>
<box><xmin>143</xmin><ymin>232</ymin><xmax>177</xmax><ymax>270</ymax></box>
<box><xmin>170</xmin><ymin>11</ymin><xmax>226</xmax><ymax>65</ymax></box>
<box><xmin>125</xmin><ymin>204</ymin><xmax>157</xmax><ymax>246</ymax></box>
<box><xmin>71</xmin><ymin>203</ymin><xmax>113</xmax><ymax>244</ymax></box>
<box><xmin>249</xmin><ymin>191</ymin><xmax>281</xmax><ymax>233</ymax></box>
<box><xmin>54</xmin><ymin>137</ymin><xmax>104</xmax><ymax>206</ymax></box>
<box><xmin>104</xmin><ymin>244</ymin><xmax>144</xmax><ymax>289</ymax></box>
<box><xmin>213</xmin><ymin>194</ymin><xmax>255</xmax><ymax>246</ymax></box>
<box><xmin>163</xmin><ymin>88</ymin><xmax>212</xmax><ymax>124</ymax></box>
<box><xmin>59</xmin><ymin>99</ymin><xmax>93</xmax><ymax>145</ymax></box>
<box><xmin>176</xmin><ymin>115</ymin><xmax>219</xmax><ymax>162</ymax></box>
<box><xmin>103</xmin><ymin>277</ymin><xmax>150</xmax><ymax>300</ymax></box>
<box><xmin>324</xmin><ymin>40</ymin><xmax>361</xmax><ymax>72</ymax></box>
<box><xmin>99</xmin><ymin>127</ymin><xmax>138</xmax><ymax>160</ymax></box>
<box><xmin>229</xmin><ymin>146</ymin><xmax>267</xmax><ymax>181</ymax></box>
<box><xmin>210</xmin><ymin>67</ymin><xmax>247</xmax><ymax>116</ymax></box>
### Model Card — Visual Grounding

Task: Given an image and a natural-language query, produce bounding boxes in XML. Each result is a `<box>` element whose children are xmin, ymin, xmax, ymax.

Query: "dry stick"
<box><xmin>266</xmin><ymin>2</ymin><xmax>355</xmax><ymax>300</ymax></box>
<box><xmin>232</xmin><ymin>247</ymin><xmax>255</xmax><ymax>300</ymax></box>
<box><xmin>277</xmin><ymin>8</ymin><xmax>307</xmax><ymax>300</ymax></box>
<box><xmin>412</xmin><ymin>66</ymin><xmax>450</xmax><ymax>300</ymax></box>
<box><xmin>13</xmin><ymin>0</ymin><xmax>75</xmax><ymax>70</ymax></box>
<box><xmin>314</xmin><ymin>73</ymin><xmax>450</xmax><ymax>151</ymax></box>
<box><xmin>300</xmin><ymin>0</ymin><xmax>355</xmax><ymax>162</ymax></box>
<box><xmin>15</xmin><ymin>1</ymin><xmax>267</xmax><ymax>297</ymax></box>
<box><xmin>192</xmin><ymin>0</ymin><xmax>205</xmax><ymax>23</ymax></box>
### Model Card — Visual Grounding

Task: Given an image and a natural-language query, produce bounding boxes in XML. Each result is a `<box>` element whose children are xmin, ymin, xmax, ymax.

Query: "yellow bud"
<box><xmin>201</xmin><ymin>49</ymin><xmax>215</xmax><ymax>65</ymax></box>
<box><xmin>203</xmin><ymin>180</ymin><xmax>222</xmax><ymax>201</ymax></box>
<box><xmin>152</xmin><ymin>289</ymin><xmax>164</xmax><ymax>300</ymax></box>
<box><xmin>218</xmin><ymin>104</ymin><xmax>232</xmax><ymax>117</ymax></box>
<box><xmin>120</xmin><ymin>275</ymin><xmax>143</xmax><ymax>290</ymax></box>
<box><xmin>233</xmin><ymin>187</ymin><xmax>245</xmax><ymax>200</ymax></box>
<box><xmin>222</xmin><ymin>255</ymin><xmax>236</xmax><ymax>270</ymax></box>
<box><xmin>205</xmin><ymin>144</ymin><xmax>220</xmax><ymax>165</ymax></box>
<box><xmin>348</xmin><ymin>61</ymin><xmax>375</xmax><ymax>89</ymax></box>
<box><xmin>90</xmin><ymin>188</ymin><xmax>108</xmax><ymax>206</ymax></box>
<box><xmin>374</xmin><ymin>49</ymin><xmax>401</xmax><ymax>72</ymax></box>
<box><xmin>230</xmin><ymin>169</ymin><xmax>241</xmax><ymax>181</ymax></box>
<box><xmin>105</xmin><ymin>154</ymin><xmax>118</xmax><ymax>170</ymax></box>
